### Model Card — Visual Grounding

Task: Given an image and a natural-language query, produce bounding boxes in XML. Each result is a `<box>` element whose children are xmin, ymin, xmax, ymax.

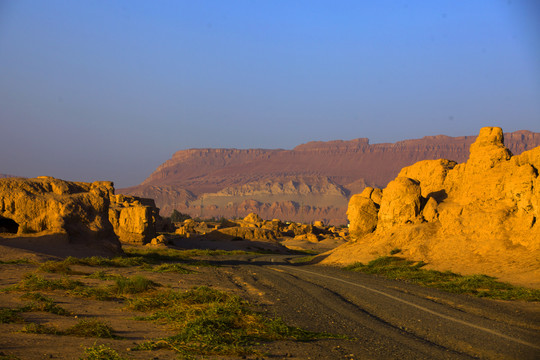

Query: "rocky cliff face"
<box><xmin>324</xmin><ymin>127</ymin><xmax>540</xmax><ymax>288</ymax></box>
<box><xmin>120</xmin><ymin>130</ymin><xmax>540</xmax><ymax>225</ymax></box>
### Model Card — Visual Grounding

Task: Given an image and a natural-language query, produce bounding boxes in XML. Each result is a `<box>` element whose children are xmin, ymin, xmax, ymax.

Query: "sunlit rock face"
<box><xmin>0</xmin><ymin>176</ymin><xmax>122</xmax><ymax>253</ymax></box>
<box><xmin>108</xmin><ymin>194</ymin><xmax>163</xmax><ymax>245</ymax></box>
<box><xmin>325</xmin><ymin>127</ymin><xmax>540</xmax><ymax>288</ymax></box>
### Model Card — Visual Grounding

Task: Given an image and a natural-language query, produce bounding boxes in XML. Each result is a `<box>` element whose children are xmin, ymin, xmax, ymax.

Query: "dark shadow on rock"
<box><xmin>426</xmin><ymin>189</ymin><xmax>448</xmax><ymax>203</ymax></box>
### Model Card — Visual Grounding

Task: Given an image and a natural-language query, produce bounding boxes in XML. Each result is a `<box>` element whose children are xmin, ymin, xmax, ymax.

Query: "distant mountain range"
<box><xmin>121</xmin><ymin>130</ymin><xmax>540</xmax><ymax>224</ymax></box>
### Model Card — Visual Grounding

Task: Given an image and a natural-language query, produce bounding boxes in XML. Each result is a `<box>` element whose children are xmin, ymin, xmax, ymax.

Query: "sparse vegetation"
<box><xmin>65</xmin><ymin>319</ymin><xmax>120</xmax><ymax>338</ymax></box>
<box><xmin>151</xmin><ymin>263</ymin><xmax>193</xmax><ymax>274</ymax></box>
<box><xmin>22</xmin><ymin>319</ymin><xmax>120</xmax><ymax>339</ymax></box>
<box><xmin>20</xmin><ymin>292</ymin><xmax>71</xmax><ymax>316</ymax></box>
<box><xmin>290</xmin><ymin>255</ymin><xmax>318</xmax><ymax>264</ymax></box>
<box><xmin>38</xmin><ymin>260</ymin><xmax>87</xmax><ymax>275</ymax></box>
<box><xmin>86</xmin><ymin>271</ymin><xmax>123</xmax><ymax>281</ymax></box>
<box><xmin>130</xmin><ymin>286</ymin><xmax>342</xmax><ymax>357</ymax></box>
<box><xmin>113</xmin><ymin>275</ymin><xmax>159</xmax><ymax>295</ymax></box>
<box><xmin>80</xmin><ymin>344</ymin><xmax>127</xmax><ymax>360</ymax></box>
<box><xmin>21</xmin><ymin>322</ymin><xmax>59</xmax><ymax>335</ymax></box>
<box><xmin>0</xmin><ymin>259</ymin><xmax>31</xmax><ymax>265</ymax></box>
<box><xmin>345</xmin><ymin>256</ymin><xmax>540</xmax><ymax>301</ymax></box>
<box><xmin>0</xmin><ymin>308</ymin><xmax>24</xmax><ymax>324</ymax></box>
<box><xmin>10</xmin><ymin>274</ymin><xmax>84</xmax><ymax>291</ymax></box>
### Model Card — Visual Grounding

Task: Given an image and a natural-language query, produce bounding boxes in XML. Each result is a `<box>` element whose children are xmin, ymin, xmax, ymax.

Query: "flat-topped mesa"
<box><xmin>331</xmin><ymin>127</ymin><xmax>540</xmax><ymax>287</ymax></box>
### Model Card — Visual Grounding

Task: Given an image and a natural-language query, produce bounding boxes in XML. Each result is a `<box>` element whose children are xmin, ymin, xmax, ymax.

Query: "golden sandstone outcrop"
<box><xmin>0</xmin><ymin>177</ymin><xmax>164</xmax><ymax>252</ymax></box>
<box><xmin>0</xmin><ymin>177</ymin><xmax>121</xmax><ymax>253</ymax></box>
<box><xmin>324</xmin><ymin>127</ymin><xmax>540</xmax><ymax>288</ymax></box>
<box><xmin>108</xmin><ymin>194</ymin><xmax>161</xmax><ymax>244</ymax></box>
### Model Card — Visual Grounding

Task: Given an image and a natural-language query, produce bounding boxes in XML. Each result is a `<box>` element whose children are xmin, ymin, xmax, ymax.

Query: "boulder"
<box><xmin>148</xmin><ymin>234</ymin><xmax>168</xmax><ymax>246</ymax></box>
<box><xmin>0</xmin><ymin>177</ymin><xmax>121</xmax><ymax>253</ymax></box>
<box><xmin>108</xmin><ymin>194</ymin><xmax>162</xmax><ymax>245</ymax></box>
<box><xmin>346</xmin><ymin>194</ymin><xmax>378</xmax><ymax>237</ymax></box>
<box><xmin>359</xmin><ymin>186</ymin><xmax>383</xmax><ymax>205</ymax></box>
<box><xmin>422</xmin><ymin>197</ymin><xmax>438</xmax><ymax>222</ymax></box>
<box><xmin>378</xmin><ymin>177</ymin><xmax>422</xmax><ymax>229</ymax></box>
<box><xmin>398</xmin><ymin>159</ymin><xmax>457</xmax><ymax>200</ymax></box>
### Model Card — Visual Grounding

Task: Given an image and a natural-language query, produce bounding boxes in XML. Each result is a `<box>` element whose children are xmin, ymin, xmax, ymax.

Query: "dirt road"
<box><xmin>210</xmin><ymin>254</ymin><xmax>540</xmax><ymax>359</ymax></box>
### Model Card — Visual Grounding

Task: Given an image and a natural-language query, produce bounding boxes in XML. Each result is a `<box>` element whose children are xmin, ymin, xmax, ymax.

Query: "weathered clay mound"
<box><xmin>0</xmin><ymin>177</ymin><xmax>122</xmax><ymax>256</ymax></box>
<box><xmin>323</xmin><ymin>127</ymin><xmax>540</xmax><ymax>288</ymax></box>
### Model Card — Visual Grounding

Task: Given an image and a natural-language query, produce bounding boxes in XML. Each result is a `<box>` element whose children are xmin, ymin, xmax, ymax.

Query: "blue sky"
<box><xmin>0</xmin><ymin>0</ymin><xmax>539</xmax><ymax>188</ymax></box>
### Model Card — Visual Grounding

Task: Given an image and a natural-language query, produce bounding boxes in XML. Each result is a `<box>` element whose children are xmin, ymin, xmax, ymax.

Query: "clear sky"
<box><xmin>1</xmin><ymin>0</ymin><xmax>539</xmax><ymax>188</ymax></box>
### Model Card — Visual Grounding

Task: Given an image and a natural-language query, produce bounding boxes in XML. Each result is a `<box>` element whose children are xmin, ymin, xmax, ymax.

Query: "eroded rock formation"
<box><xmin>326</xmin><ymin>127</ymin><xmax>540</xmax><ymax>288</ymax></box>
<box><xmin>108</xmin><ymin>194</ymin><xmax>163</xmax><ymax>244</ymax></box>
<box><xmin>0</xmin><ymin>177</ymin><xmax>165</xmax><ymax>251</ymax></box>
<box><xmin>0</xmin><ymin>177</ymin><xmax>121</xmax><ymax>253</ymax></box>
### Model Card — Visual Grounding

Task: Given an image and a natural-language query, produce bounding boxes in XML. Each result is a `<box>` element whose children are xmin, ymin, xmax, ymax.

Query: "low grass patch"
<box><xmin>0</xmin><ymin>308</ymin><xmax>24</xmax><ymax>324</ymax></box>
<box><xmin>0</xmin><ymin>259</ymin><xmax>31</xmax><ymax>265</ymax></box>
<box><xmin>289</xmin><ymin>255</ymin><xmax>318</xmax><ymax>264</ymax></box>
<box><xmin>21</xmin><ymin>319</ymin><xmax>121</xmax><ymax>339</ymax></box>
<box><xmin>37</xmin><ymin>260</ymin><xmax>88</xmax><ymax>275</ymax></box>
<box><xmin>20</xmin><ymin>292</ymin><xmax>72</xmax><ymax>316</ymax></box>
<box><xmin>114</xmin><ymin>275</ymin><xmax>159</xmax><ymax>295</ymax></box>
<box><xmin>80</xmin><ymin>344</ymin><xmax>127</xmax><ymax>360</ymax></box>
<box><xmin>5</xmin><ymin>272</ymin><xmax>157</xmax><ymax>301</ymax></box>
<box><xmin>130</xmin><ymin>286</ymin><xmax>342</xmax><ymax>357</ymax></box>
<box><xmin>64</xmin><ymin>319</ymin><xmax>120</xmax><ymax>338</ymax></box>
<box><xmin>21</xmin><ymin>322</ymin><xmax>59</xmax><ymax>335</ymax></box>
<box><xmin>63</xmin><ymin>256</ymin><xmax>145</xmax><ymax>268</ymax></box>
<box><xmin>345</xmin><ymin>256</ymin><xmax>540</xmax><ymax>301</ymax></box>
<box><xmin>70</xmin><ymin>275</ymin><xmax>159</xmax><ymax>300</ymax></box>
<box><xmin>86</xmin><ymin>271</ymin><xmax>123</xmax><ymax>281</ymax></box>
<box><xmin>8</xmin><ymin>274</ymin><xmax>84</xmax><ymax>292</ymax></box>
<box><xmin>124</xmin><ymin>247</ymin><xmax>258</xmax><ymax>266</ymax></box>
<box><xmin>151</xmin><ymin>263</ymin><xmax>193</xmax><ymax>274</ymax></box>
